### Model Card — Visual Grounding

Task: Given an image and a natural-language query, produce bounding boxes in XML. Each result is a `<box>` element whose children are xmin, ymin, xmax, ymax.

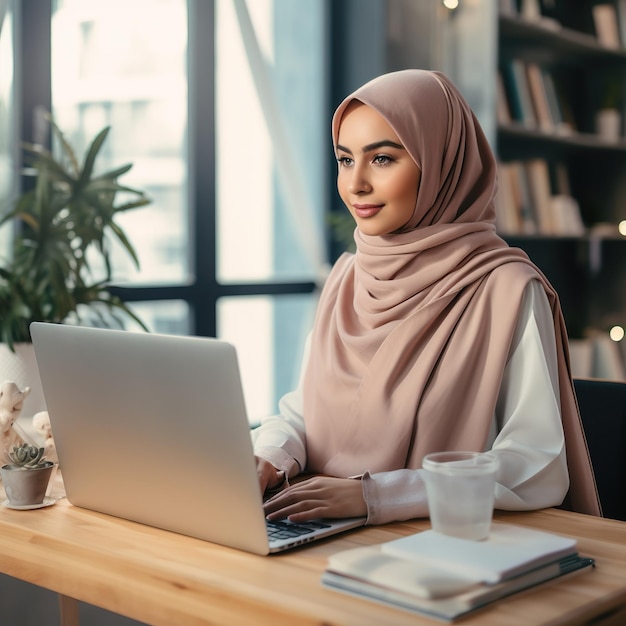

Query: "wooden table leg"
<box><xmin>58</xmin><ymin>594</ymin><xmax>80</xmax><ymax>626</ymax></box>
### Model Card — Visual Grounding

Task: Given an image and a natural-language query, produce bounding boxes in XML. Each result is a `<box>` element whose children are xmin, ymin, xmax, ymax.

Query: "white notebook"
<box><xmin>380</xmin><ymin>523</ymin><xmax>577</xmax><ymax>584</ymax></box>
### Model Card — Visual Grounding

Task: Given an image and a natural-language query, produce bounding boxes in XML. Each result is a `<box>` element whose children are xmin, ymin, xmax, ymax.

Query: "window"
<box><xmin>52</xmin><ymin>0</ymin><xmax>189</xmax><ymax>289</ymax></box>
<box><xmin>43</xmin><ymin>0</ymin><xmax>328</xmax><ymax>422</ymax></box>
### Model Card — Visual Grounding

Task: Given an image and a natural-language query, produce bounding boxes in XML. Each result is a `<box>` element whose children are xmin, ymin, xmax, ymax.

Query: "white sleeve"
<box><xmin>362</xmin><ymin>280</ymin><xmax>569</xmax><ymax>524</ymax></box>
<box><xmin>490</xmin><ymin>278</ymin><xmax>569</xmax><ymax>510</ymax></box>
<box><xmin>250</xmin><ymin>336</ymin><xmax>309</xmax><ymax>478</ymax></box>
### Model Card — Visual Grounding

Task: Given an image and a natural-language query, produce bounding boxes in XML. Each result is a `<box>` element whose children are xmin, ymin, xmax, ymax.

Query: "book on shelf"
<box><xmin>495</xmin><ymin>163</ymin><xmax>522</xmax><ymax>235</ymax></box>
<box><xmin>507</xmin><ymin>0</ymin><xmax>560</xmax><ymax>30</ymax></box>
<box><xmin>519</xmin><ymin>0</ymin><xmax>542</xmax><ymax>21</ymax></box>
<box><xmin>550</xmin><ymin>195</ymin><xmax>586</xmax><ymax>236</ymax></box>
<box><xmin>496</xmin><ymin>161</ymin><xmax>538</xmax><ymax>235</ymax></box>
<box><xmin>616</xmin><ymin>0</ymin><xmax>626</xmax><ymax>47</ymax></box>
<box><xmin>496</xmin><ymin>70</ymin><xmax>512</xmax><ymax>125</ymax></box>
<box><xmin>553</xmin><ymin>161</ymin><xmax>572</xmax><ymax>196</ymax></box>
<box><xmin>593</xmin><ymin>3</ymin><xmax>621</xmax><ymax>49</ymax></box>
<box><xmin>550</xmin><ymin>161</ymin><xmax>585</xmax><ymax>234</ymax></box>
<box><xmin>322</xmin><ymin>523</ymin><xmax>595</xmax><ymax>621</ymax></box>
<box><xmin>541</xmin><ymin>70</ymin><xmax>574</xmax><ymax>135</ymax></box>
<box><xmin>525</xmin><ymin>62</ymin><xmax>554</xmax><ymax>132</ymax></box>
<box><xmin>496</xmin><ymin>159</ymin><xmax>585</xmax><ymax>237</ymax></box>
<box><xmin>525</xmin><ymin>159</ymin><xmax>554</xmax><ymax>234</ymax></box>
<box><xmin>501</xmin><ymin>60</ymin><xmax>537</xmax><ymax>129</ymax></box>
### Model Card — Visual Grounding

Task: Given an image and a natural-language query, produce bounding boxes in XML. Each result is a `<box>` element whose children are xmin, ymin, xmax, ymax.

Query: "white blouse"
<box><xmin>252</xmin><ymin>279</ymin><xmax>570</xmax><ymax>525</ymax></box>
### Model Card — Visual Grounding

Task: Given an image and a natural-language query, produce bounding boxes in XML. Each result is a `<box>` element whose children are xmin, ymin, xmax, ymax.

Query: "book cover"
<box><xmin>510</xmin><ymin>60</ymin><xmax>538</xmax><ymax>128</ymax></box>
<box><xmin>379</xmin><ymin>523</ymin><xmax>577</xmax><ymax>584</ymax></box>
<box><xmin>541</xmin><ymin>70</ymin><xmax>574</xmax><ymax>135</ymax></box>
<box><xmin>509</xmin><ymin>161</ymin><xmax>538</xmax><ymax>234</ymax></box>
<box><xmin>524</xmin><ymin>159</ymin><xmax>554</xmax><ymax>235</ymax></box>
<box><xmin>550</xmin><ymin>195</ymin><xmax>585</xmax><ymax>236</ymax></box>
<box><xmin>323</xmin><ymin>553</ymin><xmax>594</xmax><ymax>621</ymax></box>
<box><xmin>496</xmin><ymin>71</ymin><xmax>513</xmax><ymax>125</ymax></box>
<box><xmin>519</xmin><ymin>0</ymin><xmax>543</xmax><ymax>21</ymax></box>
<box><xmin>616</xmin><ymin>0</ymin><xmax>626</xmax><ymax>46</ymax></box>
<box><xmin>526</xmin><ymin>63</ymin><xmax>554</xmax><ymax>132</ymax></box>
<box><xmin>501</xmin><ymin>61</ymin><xmax>536</xmax><ymax>128</ymax></box>
<box><xmin>495</xmin><ymin>163</ymin><xmax>522</xmax><ymax>234</ymax></box>
<box><xmin>593</xmin><ymin>4</ymin><xmax>621</xmax><ymax>49</ymax></box>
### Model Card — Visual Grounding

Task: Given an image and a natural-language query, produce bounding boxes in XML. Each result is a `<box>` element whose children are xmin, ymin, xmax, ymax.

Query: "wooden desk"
<box><xmin>0</xmin><ymin>492</ymin><xmax>626</xmax><ymax>626</ymax></box>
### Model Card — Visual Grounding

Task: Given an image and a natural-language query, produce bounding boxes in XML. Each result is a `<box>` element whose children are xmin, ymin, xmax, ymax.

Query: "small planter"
<box><xmin>1</xmin><ymin>443</ymin><xmax>56</xmax><ymax>508</ymax></box>
<box><xmin>1</xmin><ymin>462</ymin><xmax>55</xmax><ymax>508</ymax></box>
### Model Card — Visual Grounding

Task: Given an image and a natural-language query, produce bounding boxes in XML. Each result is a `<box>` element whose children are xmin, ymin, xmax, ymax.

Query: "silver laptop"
<box><xmin>30</xmin><ymin>322</ymin><xmax>365</xmax><ymax>554</ymax></box>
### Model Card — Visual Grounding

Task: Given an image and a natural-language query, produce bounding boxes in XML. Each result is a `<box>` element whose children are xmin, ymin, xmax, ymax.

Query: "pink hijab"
<box><xmin>302</xmin><ymin>70</ymin><xmax>600</xmax><ymax>516</ymax></box>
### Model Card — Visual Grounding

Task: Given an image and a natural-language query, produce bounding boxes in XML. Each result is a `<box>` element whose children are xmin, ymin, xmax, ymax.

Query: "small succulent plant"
<box><xmin>7</xmin><ymin>443</ymin><xmax>49</xmax><ymax>469</ymax></box>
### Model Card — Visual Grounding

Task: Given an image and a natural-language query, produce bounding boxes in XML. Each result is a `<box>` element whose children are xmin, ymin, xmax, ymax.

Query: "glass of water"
<box><xmin>422</xmin><ymin>451</ymin><xmax>499</xmax><ymax>541</ymax></box>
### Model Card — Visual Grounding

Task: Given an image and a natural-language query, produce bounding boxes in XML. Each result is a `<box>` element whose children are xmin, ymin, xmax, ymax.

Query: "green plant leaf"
<box><xmin>77</xmin><ymin>126</ymin><xmax>110</xmax><ymax>191</ymax></box>
<box><xmin>1</xmin><ymin>115</ymin><xmax>151</xmax><ymax>346</ymax></box>
<box><xmin>49</xmin><ymin>115</ymin><xmax>81</xmax><ymax>177</ymax></box>
<box><xmin>93</xmin><ymin>163</ymin><xmax>133</xmax><ymax>179</ymax></box>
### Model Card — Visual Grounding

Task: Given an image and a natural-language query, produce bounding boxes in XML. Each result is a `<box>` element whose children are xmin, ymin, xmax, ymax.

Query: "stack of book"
<box><xmin>494</xmin><ymin>158</ymin><xmax>587</xmax><ymax>237</ymax></box>
<box><xmin>322</xmin><ymin>523</ymin><xmax>594</xmax><ymax>621</ymax></box>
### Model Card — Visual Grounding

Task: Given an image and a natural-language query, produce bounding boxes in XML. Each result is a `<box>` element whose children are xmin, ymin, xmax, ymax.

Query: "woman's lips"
<box><xmin>353</xmin><ymin>204</ymin><xmax>383</xmax><ymax>218</ymax></box>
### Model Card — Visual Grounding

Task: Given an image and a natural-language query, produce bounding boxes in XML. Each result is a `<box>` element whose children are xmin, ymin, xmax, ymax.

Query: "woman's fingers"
<box><xmin>263</xmin><ymin>476</ymin><xmax>366</xmax><ymax>521</ymax></box>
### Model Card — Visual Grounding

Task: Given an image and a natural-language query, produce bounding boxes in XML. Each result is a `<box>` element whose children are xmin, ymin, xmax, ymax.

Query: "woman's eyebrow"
<box><xmin>335</xmin><ymin>140</ymin><xmax>405</xmax><ymax>154</ymax></box>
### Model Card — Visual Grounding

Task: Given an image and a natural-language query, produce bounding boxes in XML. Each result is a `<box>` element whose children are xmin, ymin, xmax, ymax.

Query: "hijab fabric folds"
<box><xmin>302</xmin><ymin>70</ymin><xmax>600</xmax><ymax>517</ymax></box>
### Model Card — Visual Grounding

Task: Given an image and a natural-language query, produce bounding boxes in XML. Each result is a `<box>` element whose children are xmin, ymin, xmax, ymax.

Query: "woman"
<box><xmin>253</xmin><ymin>69</ymin><xmax>600</xmax><ymax>525</ymax></box>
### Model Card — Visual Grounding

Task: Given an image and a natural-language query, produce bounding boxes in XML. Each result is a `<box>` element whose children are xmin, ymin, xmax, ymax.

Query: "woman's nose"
<box><xmin>348</xmin><ymin>164</ymin><xmax>372</xmax><ymax>194</ymax></box>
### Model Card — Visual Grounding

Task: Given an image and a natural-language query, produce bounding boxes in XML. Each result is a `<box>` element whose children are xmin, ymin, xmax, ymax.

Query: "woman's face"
<box><xmin>335</xmin><ymin>102</ymin><xmax>421</xmax><ymax>236</ymax></box>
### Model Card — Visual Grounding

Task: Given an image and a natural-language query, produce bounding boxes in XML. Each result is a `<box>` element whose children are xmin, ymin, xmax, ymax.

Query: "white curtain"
<box><xmin>0</xmin><ymin>0</ymin><xmax>8</xmax><ymax>38</ymax></box>
<box><xmin>232</xmin><ymin>0</ymin><xmax>330</xmax><ymax>287</ymax></box>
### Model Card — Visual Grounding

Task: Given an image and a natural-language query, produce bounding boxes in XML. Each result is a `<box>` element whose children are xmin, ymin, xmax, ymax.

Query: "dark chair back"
<box><xmin>573</xmin><ymin>378</ymin><xmax>626</xmax><ymax>521</ymax></box>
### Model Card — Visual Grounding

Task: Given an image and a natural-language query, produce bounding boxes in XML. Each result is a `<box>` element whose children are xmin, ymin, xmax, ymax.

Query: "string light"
<box><xmin>619</xmin><ymin>220</ymin><xmax>626</xmax><ymax>236</ymax></box>
<box><xmin>443</xmin><ymin>0</ymin><xmax>459</xmax><ymax>9</ymax></box>
<box><xmin>609</xmin><ymin>325</ymin><xmax>625</xmax><ymax>342</ymax></box>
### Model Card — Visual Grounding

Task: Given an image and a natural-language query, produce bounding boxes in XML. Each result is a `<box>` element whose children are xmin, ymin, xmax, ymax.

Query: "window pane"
<box><xmin>0</xmin><ymin>2</ymin><xmax>15</xmax><ymax>254</ymax></box>
<box><xmin>218</xmin><ymin>293</ymin><xmax>317</xmax><ymax>424</ymax></box>
<box><xmin>125</xmin><ymin>300</ymin><xmax>191</xmax><ymax>335</ymax></box>
<box><xmin>70</xmin><ymin>300</ymin><xmax>190</xmax><ymax>336</ymax></box>
<box><xmin>51</xmin><ymin>0</ymin><xmax>189</xmax><ymax>285</ymax></box>
<box><xmin>215</xmin><ymin>0</ymin><xmax>327</xmax><ymax>283</ymax></box>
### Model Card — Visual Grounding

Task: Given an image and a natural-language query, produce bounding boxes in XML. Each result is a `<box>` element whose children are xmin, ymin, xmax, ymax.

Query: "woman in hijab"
<box><xmin>253</xmin><ymin>69</ymin><xmax>600</xmax><ymax>525</ymax></box>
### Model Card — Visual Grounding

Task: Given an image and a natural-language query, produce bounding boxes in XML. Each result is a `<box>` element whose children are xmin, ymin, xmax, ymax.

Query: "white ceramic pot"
<box><xmin>0</xmin><ymin>462</ymin><xmax>55</xmax><ymax>506</ymax></box>
<box><xmin>0</xmin><ymin>343</ymin><xmax>47</xmax><ymax>419</ymax></box>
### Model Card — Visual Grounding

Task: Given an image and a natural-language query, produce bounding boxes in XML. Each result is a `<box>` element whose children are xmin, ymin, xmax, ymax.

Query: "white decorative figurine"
<box><xmin>0</xmin><ymin>381</ymin><xmax>31</xmax><ymax>459</ymax></box>
<box><xmin>32</xmin><ymin>411</ymin><xmax>58</xmax><ymax>464</ymax></box>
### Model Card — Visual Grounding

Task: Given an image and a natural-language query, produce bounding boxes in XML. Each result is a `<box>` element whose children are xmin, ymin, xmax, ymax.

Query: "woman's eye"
<box><xmin>337</xmin><ymin>156</ymin><xmax>353</xmax><ymax>167</ymax></box>
<box><xmin>373</xmin><ymin>154</ymin><xmax>393</xmax><ymax>165</ymax></box>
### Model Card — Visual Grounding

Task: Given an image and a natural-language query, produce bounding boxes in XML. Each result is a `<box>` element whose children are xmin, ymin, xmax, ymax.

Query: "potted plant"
<box><xmin>0</xmin><ymin>116</ymin><xmax>150</xmax><ymax>416</ymax></box>
<box><xmin>1</xmin><ymin>443</ymin><xmax>55</xmax><ymax>508</ymax></box>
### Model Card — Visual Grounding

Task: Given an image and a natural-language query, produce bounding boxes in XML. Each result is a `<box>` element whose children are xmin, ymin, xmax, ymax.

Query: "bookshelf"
<box><xmin>493</xmin><ymin>0</ymin><xmax>626</xmax><ymax>379</ymax></box>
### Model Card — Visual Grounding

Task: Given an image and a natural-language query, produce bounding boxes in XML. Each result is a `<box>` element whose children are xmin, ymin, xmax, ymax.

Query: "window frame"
<box><xmin>16</xmin><ymin>0</ymin><xmax>319</xmax><ymax>342</ymax></box>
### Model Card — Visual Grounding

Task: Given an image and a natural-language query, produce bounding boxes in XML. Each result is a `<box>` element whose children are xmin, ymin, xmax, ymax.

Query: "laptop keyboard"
<box><xmin>266</xmin><ymin>519</ymin><xmax>332</xmax><ymax>541</ymax></box>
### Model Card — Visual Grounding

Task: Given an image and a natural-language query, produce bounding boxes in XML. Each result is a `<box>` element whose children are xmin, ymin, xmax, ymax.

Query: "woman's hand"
<box><xmin>263</xmin><ymin>476</ymin><xmax>367</xmax><ymax>522</ymax></box>
<box><xmin>255</xmin><ymin>456</ymin><xmax>285</xmax><ymax>494</ymax></box>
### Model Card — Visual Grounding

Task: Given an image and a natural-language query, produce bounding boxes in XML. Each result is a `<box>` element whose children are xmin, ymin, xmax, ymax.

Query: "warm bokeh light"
<box><xmin>443</xmin><ymin>0</ymin><xmax>459</xmax><ymax>9</ymax></box>
<box><xmin>619</xmin><ymin>220</ymin><xmax>626</xmax><ymax>236</ymax></box>
<box><xmin>609</xmin><ymin>325</ymin><xmax>625</xmax><ymax>342</ymax></box>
